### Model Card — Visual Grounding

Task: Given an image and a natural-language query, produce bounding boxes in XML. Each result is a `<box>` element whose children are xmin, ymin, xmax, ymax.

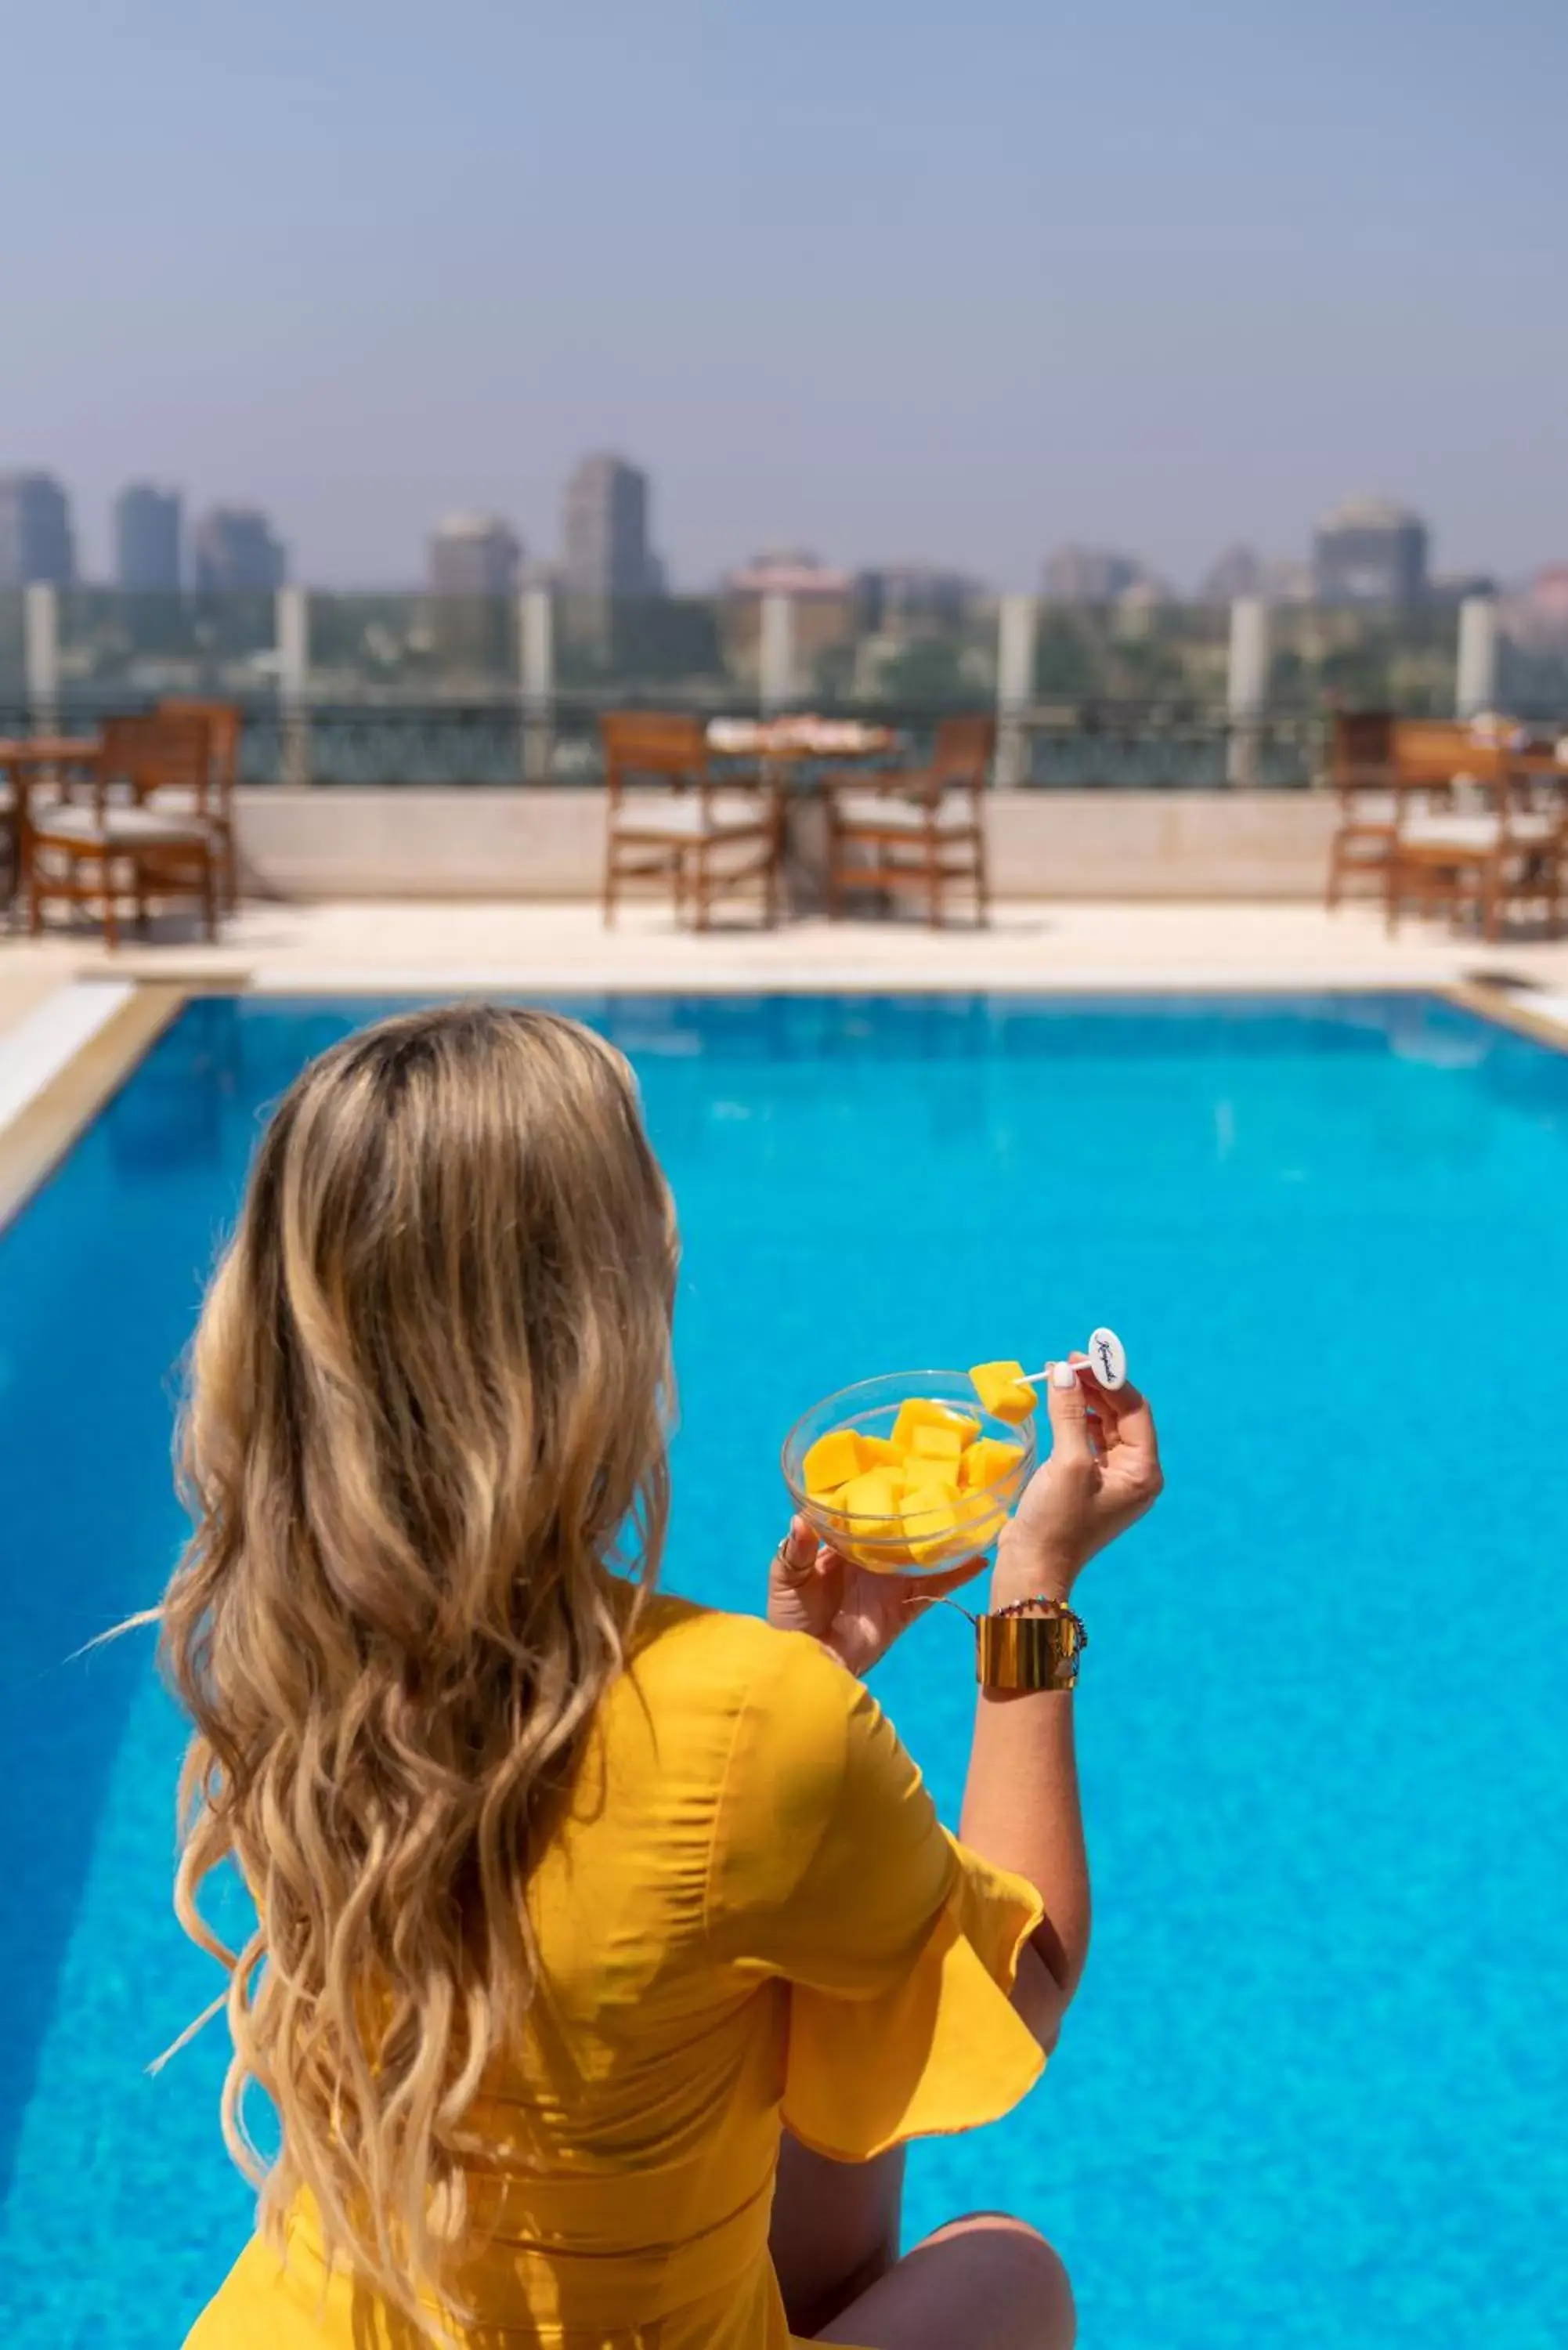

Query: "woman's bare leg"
<box><xmin>816</xmin><ymin>2211</ymin><xmax>1075</xmax><ymax>2350</ymax></box>
<box><xmin>768</xmin><ymin>2134</ymin><xmax>906</xmax><ymax>2337</ymax></box>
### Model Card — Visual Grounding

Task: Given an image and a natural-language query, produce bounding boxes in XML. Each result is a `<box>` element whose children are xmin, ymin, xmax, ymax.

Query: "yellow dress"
<box><xmin>184</xmin><ymin>1597</ymin><xmax>1046</xmax><ymax>2348</ymax></box>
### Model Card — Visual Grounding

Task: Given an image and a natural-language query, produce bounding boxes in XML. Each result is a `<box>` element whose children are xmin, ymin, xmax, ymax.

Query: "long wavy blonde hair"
<box><xmin>159</xmin><ymin>1003</ymin><xmax>676</xmax><ymax>2325</ymax></box>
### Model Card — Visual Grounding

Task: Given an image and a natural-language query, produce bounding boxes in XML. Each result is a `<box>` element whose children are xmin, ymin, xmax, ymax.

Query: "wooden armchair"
<box><xmin>1324</xmin><ymin>710</ymin><xmax>1399</xmax><ymax>909</ymax></box>
<box><xmin>826</xmin><ymin>714</ymin><xmax>994</xmax><ymax>926</ymax></box>
<box><xmin>601</xmin><ymin>712</ymin><xmax>782</xmax><ymax>928</ymax></box>
<box><xmin>1386</xmin><ymin>723</ymin><xmax>1564</xmax><ymax>940</ymax></box>
<box><xmin>0</xmin><ymin>772</ymin><xmax>15</xmax><ymax>912</ymax></box>
<box><xmin>27</xmin><ymin>710</ymin><xmax>222</xmax><ymax>945</ymax></box>
<box><xmin>158</xmin><ymin>698</ymin><xmax>243</xmax><ymax>908</ymax></box>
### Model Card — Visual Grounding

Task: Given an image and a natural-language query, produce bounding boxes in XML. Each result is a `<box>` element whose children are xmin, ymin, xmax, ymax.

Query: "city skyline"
<box><xmin>3</xmin><ymin>461</ymin><xmax>1565</xmax><ymax>605</ymax></box>
<box><xmin>9</xmin><ymin>421</ymin><xmax>1556</xmax><ymax>604</ymax></box>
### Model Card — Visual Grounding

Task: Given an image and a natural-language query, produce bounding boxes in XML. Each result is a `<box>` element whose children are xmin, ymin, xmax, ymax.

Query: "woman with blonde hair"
<box><xmin>170</xmin><ymin>1003</ymin><xmax>1162</xmax><ymax>2350</ymax></box>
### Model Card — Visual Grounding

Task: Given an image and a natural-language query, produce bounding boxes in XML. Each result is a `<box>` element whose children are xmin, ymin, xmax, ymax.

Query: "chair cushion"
<box><xmin>835</xmin><ymin>790</ymin><xmax>974</xmax><ymax>833</ymax></box>
<box><xmin>145</xmin><ymin>785</ymin><xmax>224</xmax><ymax>821</ymax></box>
<box><xmin>1401</xmin><ymin>811</ymin><xmax>1559</xmax><ymax>853</ymax></box>
<box><xmin>32</xmin><ymin>802</ymin><xmax>213</xmax><ymax>849</ymax></box>
<box><xmin>1339</xmin><ymin>792</ymin><xmax>1399</xmax><ymax>827</ymax></box>
<box><xmin>1400</xmin><ymin>813</ymin><xmax>1501</xmax><ymax>852</ymax></box>
<box><xmin>612</xmin><ymin>793</ymin><xmax>769</xmax><ymax>841</ymax></box>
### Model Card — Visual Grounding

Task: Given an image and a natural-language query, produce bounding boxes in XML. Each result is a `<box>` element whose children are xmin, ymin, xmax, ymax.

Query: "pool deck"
<box><xmin>6</xmin><ymin>896</ymin><xmax>1568</xmax><ymax>1011</ymax></box>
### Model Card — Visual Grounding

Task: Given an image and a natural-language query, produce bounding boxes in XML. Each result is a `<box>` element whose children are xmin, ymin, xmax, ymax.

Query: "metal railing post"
<box><xmin>276</xmin><ymin>584</ymin><xmax>311</xmax><ymax>786</ymax></box>
<box><xmin>520</xmin><ymin>587</ymin><xmax>555</xmax><ymax>782</ymax></box>
<box><xmin>760</xmin><ymin>592</ymin><xmax>796</xmax><ymax>712</ymax></box>
<box><xmin>1456</xmin><ymin>595</ymin><xmax>1498</xmax><ymax>718</ymax></box>
<box><xmin>1226</xmin><ymin>597</ymin><xmax>1269</xmax><ymax>786</ymax></box>
<box><xmin>995</xmin><ymin>594</ymin><xmax>1035</xmax><ymax>786</ymax></box>
<box><xmin>23</xmin><ymin>584</ymin><xmax>59</xmax><ymax>736</ymax></box>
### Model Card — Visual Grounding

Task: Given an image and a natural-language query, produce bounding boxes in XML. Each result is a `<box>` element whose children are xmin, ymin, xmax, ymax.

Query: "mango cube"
<box><xmin>891</xmin><ymin>1397</ymin><xmax>981</xmax><ymax>1455</ymax></box>
<box><xmin>857</xmin><ymin>1434</ymin><xmax>903</xmax><ymax>1469</ymax></box>
<box><xmin>904</xmin><ymin>1496</ymin><xmax>966</xmax><ymax>1566</ymax></box>
<box><xmin>960</xmin><ymin>1436</ymin><xmax>1025</xmax><ymax>1491</ymax></box>
<box><xmin>969</xmin><ymin>1361</ymin><xmax>1038</xmax><ymax>1423</ymax></box>
<box><xmin>804</xmin><ymin>1426</ymin><xmax>865</xmax><ymax>1496</ymax></box>
<box><xmin>905</xmin><ymin>1462</ymin><xmax>959</xmax><ymax>1499</ymax></box>
<box><xmin>833</xmin><ymin>1469</ymin><xmax>905</xmax><ymax>1536</ymax></box>
<box><xmin>910</xmin><ymin>1424</ymin><xmax>964</xmax><ymax>1468</ymax></box>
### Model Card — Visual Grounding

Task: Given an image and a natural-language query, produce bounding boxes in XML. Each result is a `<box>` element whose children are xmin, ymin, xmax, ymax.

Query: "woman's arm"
<box><xmin>960</xmin><ymin>1360</ymin><xmax>1162</xmax><ymax>2047</ymax></box>
<box><xmin>766</xmin><ymin>1356</ymin><xmax>1162</xmax><ymax>2051</ymax></box>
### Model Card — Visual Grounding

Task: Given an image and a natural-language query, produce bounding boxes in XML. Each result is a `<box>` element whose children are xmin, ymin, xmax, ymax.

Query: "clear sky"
<box><xmin>5</xmin><ymin>0</ymin><xmax>1564</xmax><ymax>589</ymax></box>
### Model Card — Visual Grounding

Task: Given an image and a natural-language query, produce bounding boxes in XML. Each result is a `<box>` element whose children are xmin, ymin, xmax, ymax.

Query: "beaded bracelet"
<box><xmin>992</xmin><ymin>1591</ymin><xmax>1087</xmax><ymax>1637</ymax></box>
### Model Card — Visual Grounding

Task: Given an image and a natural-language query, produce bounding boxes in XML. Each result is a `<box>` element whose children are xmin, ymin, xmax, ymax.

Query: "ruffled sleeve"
<box><xmin>704</xmin><ymin>1631</ymin><xmax>1046</xmax><ymax>2161</ymax></box>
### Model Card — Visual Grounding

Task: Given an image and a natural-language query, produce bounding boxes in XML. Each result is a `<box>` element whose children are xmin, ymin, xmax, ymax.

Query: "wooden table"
<box><xmin>0</xmin><ymin>736</ymin><xmax>100</xmax><ymax>916</ymax></box>
<box><xmin>705</xmin><ymin>718</ymin><xmax>898</xmax><ymax>907</ymax></box>
<box><xmin>706</xmin><ymin>717</ymin><xmax>897</xmax><ymax>764</ymax></box>
<box><xmin>1509</xmin><ymin>738</ymin><xmax>1568</xmax><ymax>790</ymax></box>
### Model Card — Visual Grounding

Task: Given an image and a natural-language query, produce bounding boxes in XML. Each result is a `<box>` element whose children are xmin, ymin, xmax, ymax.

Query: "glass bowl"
<box><xmin>781</xmin><ymin>1368</ymin><xmax>1039</xmax><ymax>1576</ymax></box>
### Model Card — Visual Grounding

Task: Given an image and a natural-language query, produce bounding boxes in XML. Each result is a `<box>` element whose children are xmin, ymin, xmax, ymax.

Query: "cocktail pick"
<box><xmin>1022</xmin><ymin>1326</ymin><xmax>1127</xmax><ymax>1392</ymax></box>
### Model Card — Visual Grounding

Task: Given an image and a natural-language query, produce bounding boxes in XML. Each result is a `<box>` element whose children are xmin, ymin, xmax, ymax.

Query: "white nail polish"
<box><xmin>1051</xmin><ymin>1361</ymin><xmax>1077</xmax><ymax>1390</ymax></box>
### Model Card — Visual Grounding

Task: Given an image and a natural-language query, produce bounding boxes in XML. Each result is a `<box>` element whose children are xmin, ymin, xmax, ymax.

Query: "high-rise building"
<box><xmin>1500</xmin><ymin>566</ymin><xmax>1568</xmax><ymax>651</ymax></box>
<box><xmin>1041</xmin><ymin>544</ymin><xmax>1143</xmax><ymax>603</ymax></box>
<box><xmin>722</xmin><ymin>550</ymin><xmax>857</xmax><ymax>684</ymax></box>
<box><xmin>426</xmin><ymin>512</ymin><xmax>522</xmax><ymax>597</ymax></box>
<box><xmin>1312</xmin><ymin>497</ymin><xmax>1428</xmax><ymax>606</ymax></box>
<box><xmin>856</xmin><ymin>565</ymin><xmax>977</xmax><ymax>631</ymax></box>
<box><xmin>562</xmin><ymin>454</ymin><xmax>657</xmax><ymax>598</ymax></box>
<box><xmin>1528</xmin><ymin>566</ymin><xmax>1568</xmax><ymax>638</ymax></box>
<box><xmin>0</xmin><ymin>472</ymin><xmax>75</xmax><ymax>588</ymax></box>
<box><xmin>1426</xmin><ymin>569</ymin><xmax>1497</xmax><ymax>606</ymax></box>
<box><xmin>192</xmin><ymin>505</ymin><xmax>286</xmax><ymax>592</ymax></box>
<box><xmin>1259</xmin><ymin>557</ymin><xmax>1313</xmax><ymax>605</ymax></box>
<box><xmin>114</xmin><ymin>483</ymin><xmax>182</xmax><ymax>591</ymax></box>
<box><xmin>1196</xmin><ymin>544</ymin><xmax>1263</xmax><ymax>603</ymax></box>
<box><xmin>425</xmin><ymin>512</ymin><xmax>523</xmax><ymax>674</ymax></box>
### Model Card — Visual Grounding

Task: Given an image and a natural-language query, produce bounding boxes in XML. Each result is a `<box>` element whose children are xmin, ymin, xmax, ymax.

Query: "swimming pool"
<box><xmin>2</xmin><ymin>989</ymin><xmax>1565</xmax><ymax>2347</ymax></box>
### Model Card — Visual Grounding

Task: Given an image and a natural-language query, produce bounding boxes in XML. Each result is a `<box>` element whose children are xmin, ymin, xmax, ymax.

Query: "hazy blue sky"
<box><xmin>5</xmin><ymin>0</ymin><xmax>1564</xmax><ymax>588</ymax></box>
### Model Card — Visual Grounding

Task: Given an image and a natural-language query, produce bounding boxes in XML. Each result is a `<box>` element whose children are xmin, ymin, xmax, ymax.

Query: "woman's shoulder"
<box><xmin>626</xmin><ymin>1589</ymin><xmax>829</xmax><ymax>1705</ymax></box>
<box><xmin>617</xmin><ymin>1591</ymin><xmax>860</xmax><ymax>1766</ymax></box>
<box><xmin>591</xmin><ymin>1593</ymin><xmax>854</xmax><ymax>1835</ymax></box>
<box><xmin>626</xmin><ymin>1593</ymin><xmax>882</xmax><ymax>1813</ymax></box>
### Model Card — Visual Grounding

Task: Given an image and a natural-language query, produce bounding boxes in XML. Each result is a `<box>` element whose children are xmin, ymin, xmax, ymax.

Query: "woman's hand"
<box><xmin>768</xmin><ymin>1516</ymin><xmax>985</xmax><ymax>1679</ymax></box>
<box><xmin>997</xmin><ymin>1357</ymin><xmax>1163</xmax><ymax>1603</ymax></box>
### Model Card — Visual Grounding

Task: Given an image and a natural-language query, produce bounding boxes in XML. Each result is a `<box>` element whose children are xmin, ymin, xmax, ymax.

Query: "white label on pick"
<box><xmin>1087</xmin><ymin>1326</ymin><xmax>1127</xmax><ymax>1390</ymax></box>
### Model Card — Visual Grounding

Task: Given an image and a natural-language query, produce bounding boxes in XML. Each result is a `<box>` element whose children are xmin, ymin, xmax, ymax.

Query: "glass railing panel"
<box><xmin>1267</xmin><ymin>604</ymin><xmax>1458</xmax><ymax>715</ymax></box>
<box><xmin>54</xmin><ymin>590</ymin><xmax>278</xmax><ymax>709</ymax></box>
<box><xmin>309</xmin><ymin>593</ymin><xmax>518</xmax><ymax>698</ymax></box>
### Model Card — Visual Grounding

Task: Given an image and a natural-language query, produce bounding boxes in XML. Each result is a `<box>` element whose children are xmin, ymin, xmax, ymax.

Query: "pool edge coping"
<box><xmin>1443</xmin><ymin>979</ymin><xmax>1568</xmax><ymax>1056</ymax></box>
<box><xmin>0</xmin><ymin>983</ymin><xmax>188</xmax><ymax>1235</ymax></box>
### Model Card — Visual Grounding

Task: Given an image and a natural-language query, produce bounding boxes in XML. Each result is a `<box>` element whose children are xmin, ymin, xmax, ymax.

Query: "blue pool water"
<box><xmin>2</xmin><ymin>990</ymin><xmax>1566</xmax><ymax>2347</ymax></box>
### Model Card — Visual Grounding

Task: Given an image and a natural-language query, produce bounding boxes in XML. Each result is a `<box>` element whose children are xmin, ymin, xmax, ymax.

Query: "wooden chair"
<box><xmin>0</xmin><ymin>773</ymin><xmax>14</xmax><ymax>915</ymax></box>
<box><xmin>1387</xmin><ymin>720</ymin><xmax>1477</xmax><ymax>804</ymax></box>
<box><xmin>158</xmin><ymin>698</ymin><xmax>243</xmax><ymax>909</ymax></box>
<box><xmin>1386</xmin><ymin>726</ymin><xmax>1565</xmax><ymax>941</ymax></box>
<box><xmin>1</xmin><ymin>736</ymin><xmax>103</xmax><ymax>922</ymax></box>
<box><xmin>27</xmin><ymin>711</ymin><xmax>222</xmax><ymax>946</ymax></box>
<box><xmin>1324</xmin><ymin>710</ymin><xmax>1399</xmax><ymax>909</ymax></box>
<box><xmin>602</xmin><ymin>712</ymin><xmax>782</xmax><ymax>928</ymax></box>
<box><xmin>825</xmin><ymin>715</ymin><xmax>994</xmax><ymax>926</ymax></box>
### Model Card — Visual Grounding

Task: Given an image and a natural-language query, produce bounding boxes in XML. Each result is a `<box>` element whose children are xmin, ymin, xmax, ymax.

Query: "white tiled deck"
<box><xmin>5</xmin><ymin>898</ymin><xmax>1568</xmax><ymax>1033</ymax></box>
